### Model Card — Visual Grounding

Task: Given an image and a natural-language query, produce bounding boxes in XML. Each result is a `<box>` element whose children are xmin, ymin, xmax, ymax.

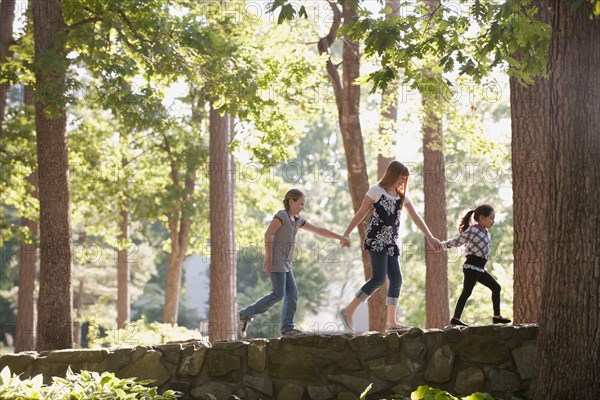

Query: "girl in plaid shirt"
<box><xmin>442</xmin><ymin>204</ymin><xmax>511</xmax><ymax>326</ymax></box>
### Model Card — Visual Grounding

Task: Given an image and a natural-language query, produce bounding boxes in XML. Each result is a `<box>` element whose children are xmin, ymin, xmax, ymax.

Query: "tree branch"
<box><xmin>318</xmin><ymin>0</ymin><xmax>344</xmax><ymax>117</ymax></box>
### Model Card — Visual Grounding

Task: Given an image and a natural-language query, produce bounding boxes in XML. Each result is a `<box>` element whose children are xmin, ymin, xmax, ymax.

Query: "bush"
<box><xmin>360</xmin><ymin>384</ymin><xmax>496</xmax><ymax>400</ymax></box>
<box><xmin>409</xmin><ymin>386</ymin><xmax>496</xmax><ymax>400</ymax></box>
<box><xmin>86</xmin><ymin>316</ymin><xmax>207</xmax><ymax>348</ymax></box>
<box><xmin>0</xmin><ymin>366</ymin><xmax>182</xmax><ymax>399</ymax></box>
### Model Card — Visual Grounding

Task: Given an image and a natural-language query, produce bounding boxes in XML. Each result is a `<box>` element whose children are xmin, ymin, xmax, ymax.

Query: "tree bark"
<box><xmin>163</xmin><ymin>213</ymin><xmax>190</xmax><ymax>324</ymax></box>
<box><xmin>117</xmin><ymin>207</ymin><xmax>129</xmax><ymax>328</ymax></box>
<box><xmin>422</xmin><ymin>99</ymin><xmax>448</xmax><ymax>329</ymax></box>
<box><xmin>0</xmin><ymin>0</ymin><xmax>16</xmax><ymax>138</ymax></box>
<box><xmin>510</xmin><ymin>0</ymin><xmax>551</xmax><ymax>325</ymax></box>
<box><xmin>15</xmin><ymin>171</ymin><xmax>38</xmax><ymax>352</ymax></box>
<box><xmin>422</xmin><ymin>0</ymin><xmax>449</xmax><ymax>329</ymax></box>
<box><xmin>531</xmin><ymin>2</ymin><xmax>600</xmax><ymax>398</ymax></box>
<box><xmin>162</xmin><ymin>167</ymin><xmax>193</xmax><ymax>325</ymax></box>
<box><xmin>32</xmin><ymin>0</ymin><xmax>73</xmax><ymax>351</ymax></box>
<box><xmin>208</xmin><ymin>108</ymin><xmax>237</xmax><ymax>342</ymax></box>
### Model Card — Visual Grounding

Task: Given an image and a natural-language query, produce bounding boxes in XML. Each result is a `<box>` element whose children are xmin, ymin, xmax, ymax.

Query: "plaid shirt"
<box><xmin>442</xmin><ymin>224</ymin><xmax>491</xmax><ymax>260</ymax></box>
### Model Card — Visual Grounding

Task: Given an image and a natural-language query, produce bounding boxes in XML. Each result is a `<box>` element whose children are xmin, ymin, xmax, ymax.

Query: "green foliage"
<box><xmin>270</xmin><ymin>0</ymin><xmax>550</xmax><ymax>93</ymax></box>
<box><xmin>411</xmin><ymin>385</ymin><xmax>459</xmax><ymax>400</ymax></box>
<box><xmin>85</xmin><ymin>317</ymin><xmax>207</xmax><ymax>348</ymax></box>
<box><xmin>410</xmin><ymin>385</ymin><xmax>495</xmax><ymax>400</ymax></box>
<box><xmin>359</xmin><ymin>384</ymin><xmax>495</xmax><ymax>400</ymax></box>
<box><xmin>0</xmin><ymin>102</ymin><xmax>37</xmax><ymax>244</ymax></box>
<box><xmin>0</xmin><ymin>366</ymin><xmax>182</xmax><ymax>399</ymax></box>
<box><xmin>354</xmin><ymin>0</ymin><xmax>550</xmax><ymax>91</ymax></box>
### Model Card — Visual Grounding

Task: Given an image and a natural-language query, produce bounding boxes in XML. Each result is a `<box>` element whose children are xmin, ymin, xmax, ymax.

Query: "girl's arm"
<box><xmin>343</xmin><ymin>195</ymin><xmax>375</xmax><ymax>238</ymax></box>
<box><xmin>404</xmin><ymin>201</ymin><xmax>443</xmax><ymax>251</ymax></box>
<box><xmin>301</xmin><ymin>221</ymin><xmax>351</xmax><ymax>247</ymax></box>
<box><xmin>442</xmin><ymin>230</ymin><xmax>474</xmax><ymax>249</ymax></box>
<box><xmin>263</xmin><ymin>217</ymin><xmax>283</xmax><ymax>272</ymax></box>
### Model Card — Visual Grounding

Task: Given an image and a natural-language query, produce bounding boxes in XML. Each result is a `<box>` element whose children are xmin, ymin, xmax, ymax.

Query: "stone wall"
<box><xmin>0</xmin><ymin>324</ymin><xmax>538</xmax><ymax>400</ymax></box>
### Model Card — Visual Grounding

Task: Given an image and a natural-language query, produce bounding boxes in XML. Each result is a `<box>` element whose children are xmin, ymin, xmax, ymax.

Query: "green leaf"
<box><xmin>298</xmin><ymin>5</ymin><xmax>308</xmax><ymax>19</ymax></box>
<box><xmin>0</xmin><ymin>366</ymin><xmax>11</xmax><ymax>384</ymax></box>
<box><xmin>359</xmin><ymin>383</ymin><xmax>373</xmax><ymax>400</ymax></box>
<box><xmin>278</xmin><ymin>4</ymin><xmax>296</xmax><ymax>24</ymax></box>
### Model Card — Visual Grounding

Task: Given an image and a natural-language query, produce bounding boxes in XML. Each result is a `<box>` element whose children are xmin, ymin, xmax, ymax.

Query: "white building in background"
<box><xmin>183</xmin><ymin>254</ymin><xmax>210</xmax><ymax>326</ymax></box>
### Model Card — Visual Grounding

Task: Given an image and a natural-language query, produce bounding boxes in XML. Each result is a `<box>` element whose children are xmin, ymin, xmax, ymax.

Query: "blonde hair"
<box><xmin>378</xmin><ymin>160</ymin><xmax>410</xmax><ymax>198</ymax></box>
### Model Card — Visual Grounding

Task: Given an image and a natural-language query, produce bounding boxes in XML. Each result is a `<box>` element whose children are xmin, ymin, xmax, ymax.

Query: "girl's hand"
<box><xmin>428</xmin><ymin>237</ymin><xmax>443</xmax><ymax>252</ymax></box>
<box><xmin>263</xmin><ymin>259</ymin><xmax>272</xmax><ymax>273</ymax></box>
<box><xmin>340</xmin><ymin>236</ymin><xmax>351</xmax><ymax>248</ymax></box>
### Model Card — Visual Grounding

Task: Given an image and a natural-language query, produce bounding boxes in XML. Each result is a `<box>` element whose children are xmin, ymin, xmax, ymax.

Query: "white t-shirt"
<box><xmin>366</xmin><ymin>184</ymin><xmax>412</xmax><ymax>206</ymax></box>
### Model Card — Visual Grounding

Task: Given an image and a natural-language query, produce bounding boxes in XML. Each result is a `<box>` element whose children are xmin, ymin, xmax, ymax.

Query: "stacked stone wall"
<box><xmin>0</xmin><ymin>324</ymin><xmax>538</xmax><ymax>400</ymax></box>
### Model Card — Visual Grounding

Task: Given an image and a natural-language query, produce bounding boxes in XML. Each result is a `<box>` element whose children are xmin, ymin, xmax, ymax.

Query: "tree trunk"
<box><xmin>162</xmin><ymin>189</ymin><xmax>192</xmax><ymax>326</ymax></box>
<box><xmin>117</xmin><ymin>207</ymin><xmax>129</xmax><ymax>328</ymax></box>
<box><xmin>422</xmin><ymin>97</ymin><xmax>448</xmax><ymax>329</ymax></box>
<box><xmin>510</xmin><ymin>0</ymin><xmax>551</xmax><ymax>325</ymax></box>
<box><xmin>163</xmin><ymin>216</ymin><xmax>187</xmax><ymax>324</ymax></box>
<box><xmin>15</xmin><ymin>171</ymin><xmax>38</xmax><ymax>352</ymax></box>
<box><xmin>0</xmin><ymin>0</ymin><xmax>16</xmax><ymax>138</ymax></box>
<box><xmin>208</xmin><ymin>108</ymin><xmax>237</xmax><ymax>342</ymax></box>
<box><xmin>531</xmin><ymin>2</ymin><xmax>600</xmax><ymax>398</ymax></box>
<box><xmin>162</xmin><ymin>98</ymin><xmax>201</xmax><ymax>326</ymax></box>
<box><xmin>422</xmin><ymin>0</ymin><xmax>449</xmax><ymax>329</ymax></box>
<box><xmin>32</xmin><ymin>0</ymin><xmax>73</xmax><ymax>351</ymax></box>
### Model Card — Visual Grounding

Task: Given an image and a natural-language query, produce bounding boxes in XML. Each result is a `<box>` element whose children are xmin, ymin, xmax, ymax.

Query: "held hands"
<box><xmin>427</xmin><ymin>237</ymin><xmax>444</xmax><ymax>252</ymax></box>
<box><xmin>340</xmin><ymin>235</ymin><xmax>351</xmax><ymax>248</ymax></box>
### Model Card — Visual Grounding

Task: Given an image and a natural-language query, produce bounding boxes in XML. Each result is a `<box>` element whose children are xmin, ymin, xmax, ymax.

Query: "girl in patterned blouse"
<box><xmin>442</xmin><ymin>204</ymin><xmax>511</xmax><ymax>326</ymax></box>
<box><xmin>339</xmin><ymin>160</ymin><xmax>442</xmax><ymax>333</ymax></box>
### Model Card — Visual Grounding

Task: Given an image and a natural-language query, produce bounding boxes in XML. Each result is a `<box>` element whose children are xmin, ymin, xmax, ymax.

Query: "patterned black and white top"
<box><xmin>442</xmin><ymin>224</ymin><xmax>490</xmax><ymax>272</ymax></box>
<box><xmin>363</xmin><ymin>185</ymin><xmax>411</xmax><ymax>257</ymax></box>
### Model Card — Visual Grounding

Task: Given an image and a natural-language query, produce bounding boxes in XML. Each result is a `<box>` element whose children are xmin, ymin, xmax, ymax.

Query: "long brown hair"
<box><xmin>378</xmin><ymin>160</ymin><xmax>410</xmax><ymax>198</ymax></box>
<box><xmin>283</xmin><ymin>189</ymin><xmax>305</xmax><ymax>211</ymax></box>
<box><xmin>458</xmin><ymin>204</ymin><xmax>494</xmax><ymax>233</ymax></box>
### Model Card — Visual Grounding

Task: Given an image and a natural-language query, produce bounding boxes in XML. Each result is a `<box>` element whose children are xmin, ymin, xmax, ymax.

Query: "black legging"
<box><xmin>453</xmin><ymin>267</ymin><xmax>501</xmax><ymax>318</ymax></box>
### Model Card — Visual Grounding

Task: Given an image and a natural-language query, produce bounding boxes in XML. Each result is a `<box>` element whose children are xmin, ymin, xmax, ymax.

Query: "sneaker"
<box><xmin>450</xmin><ymin>317</ymin><xmax>469</xmax><ymax>327</ymax></box>
<box><xmin>338</xmin><ymin>308</ymin><xmax>355</xmax><ymax>333</ymax></box>
<box><xmin>279</xmin><ymin>328</ymin><xmax>305</xmax><ymax>337</ymax></box>
<box><xmin>384</xmin><ymin>324</ymin><xmax>412</xmax><ymax>333</ymax></box>
<box><xmin>493</xmin><ymin>316</ymin><xmax>511</xmax><ymax>324</ymax></box>
<box><xmin>239</xmin><ymin>312</ymin><xmax>252</xmax><ymax>338</ymax></box>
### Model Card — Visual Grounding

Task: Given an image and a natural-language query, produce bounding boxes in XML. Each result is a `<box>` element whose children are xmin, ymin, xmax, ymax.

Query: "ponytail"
<box><xmin>458</xmin><ymin>204</ymin><xmax>495</xmax><ymax>233</ymax></box>
<box><xmin>458</xmin><ymin>210</ymin><xmax>475</xmax><ymax>233</ymax></box>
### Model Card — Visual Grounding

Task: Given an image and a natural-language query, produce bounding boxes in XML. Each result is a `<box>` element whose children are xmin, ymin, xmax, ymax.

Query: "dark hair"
<box><xmin>378</xmin><ymin>160</ymin><xmax>410</xmax><ymax>198</ymax></box>
<box><xmin>458</xmin><ymin>204</ymin><xmax>494</xmax><ymax>233</ymax></box>
<box><xmin>283</xmin><ymin>189</ymin><xmax>305</xmax><ymax>211</ymax></box>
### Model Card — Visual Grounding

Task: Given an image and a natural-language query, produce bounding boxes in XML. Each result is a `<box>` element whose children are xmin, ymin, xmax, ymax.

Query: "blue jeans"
<box><xmin>356</xmin><ymin>251</ymin><xmax>402</xmax><ymax>306</ymax></box>
<box><xmin>239</xmin><ymin>270</ymin><xmax>298</xmax><ymax>332</ymax></box>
